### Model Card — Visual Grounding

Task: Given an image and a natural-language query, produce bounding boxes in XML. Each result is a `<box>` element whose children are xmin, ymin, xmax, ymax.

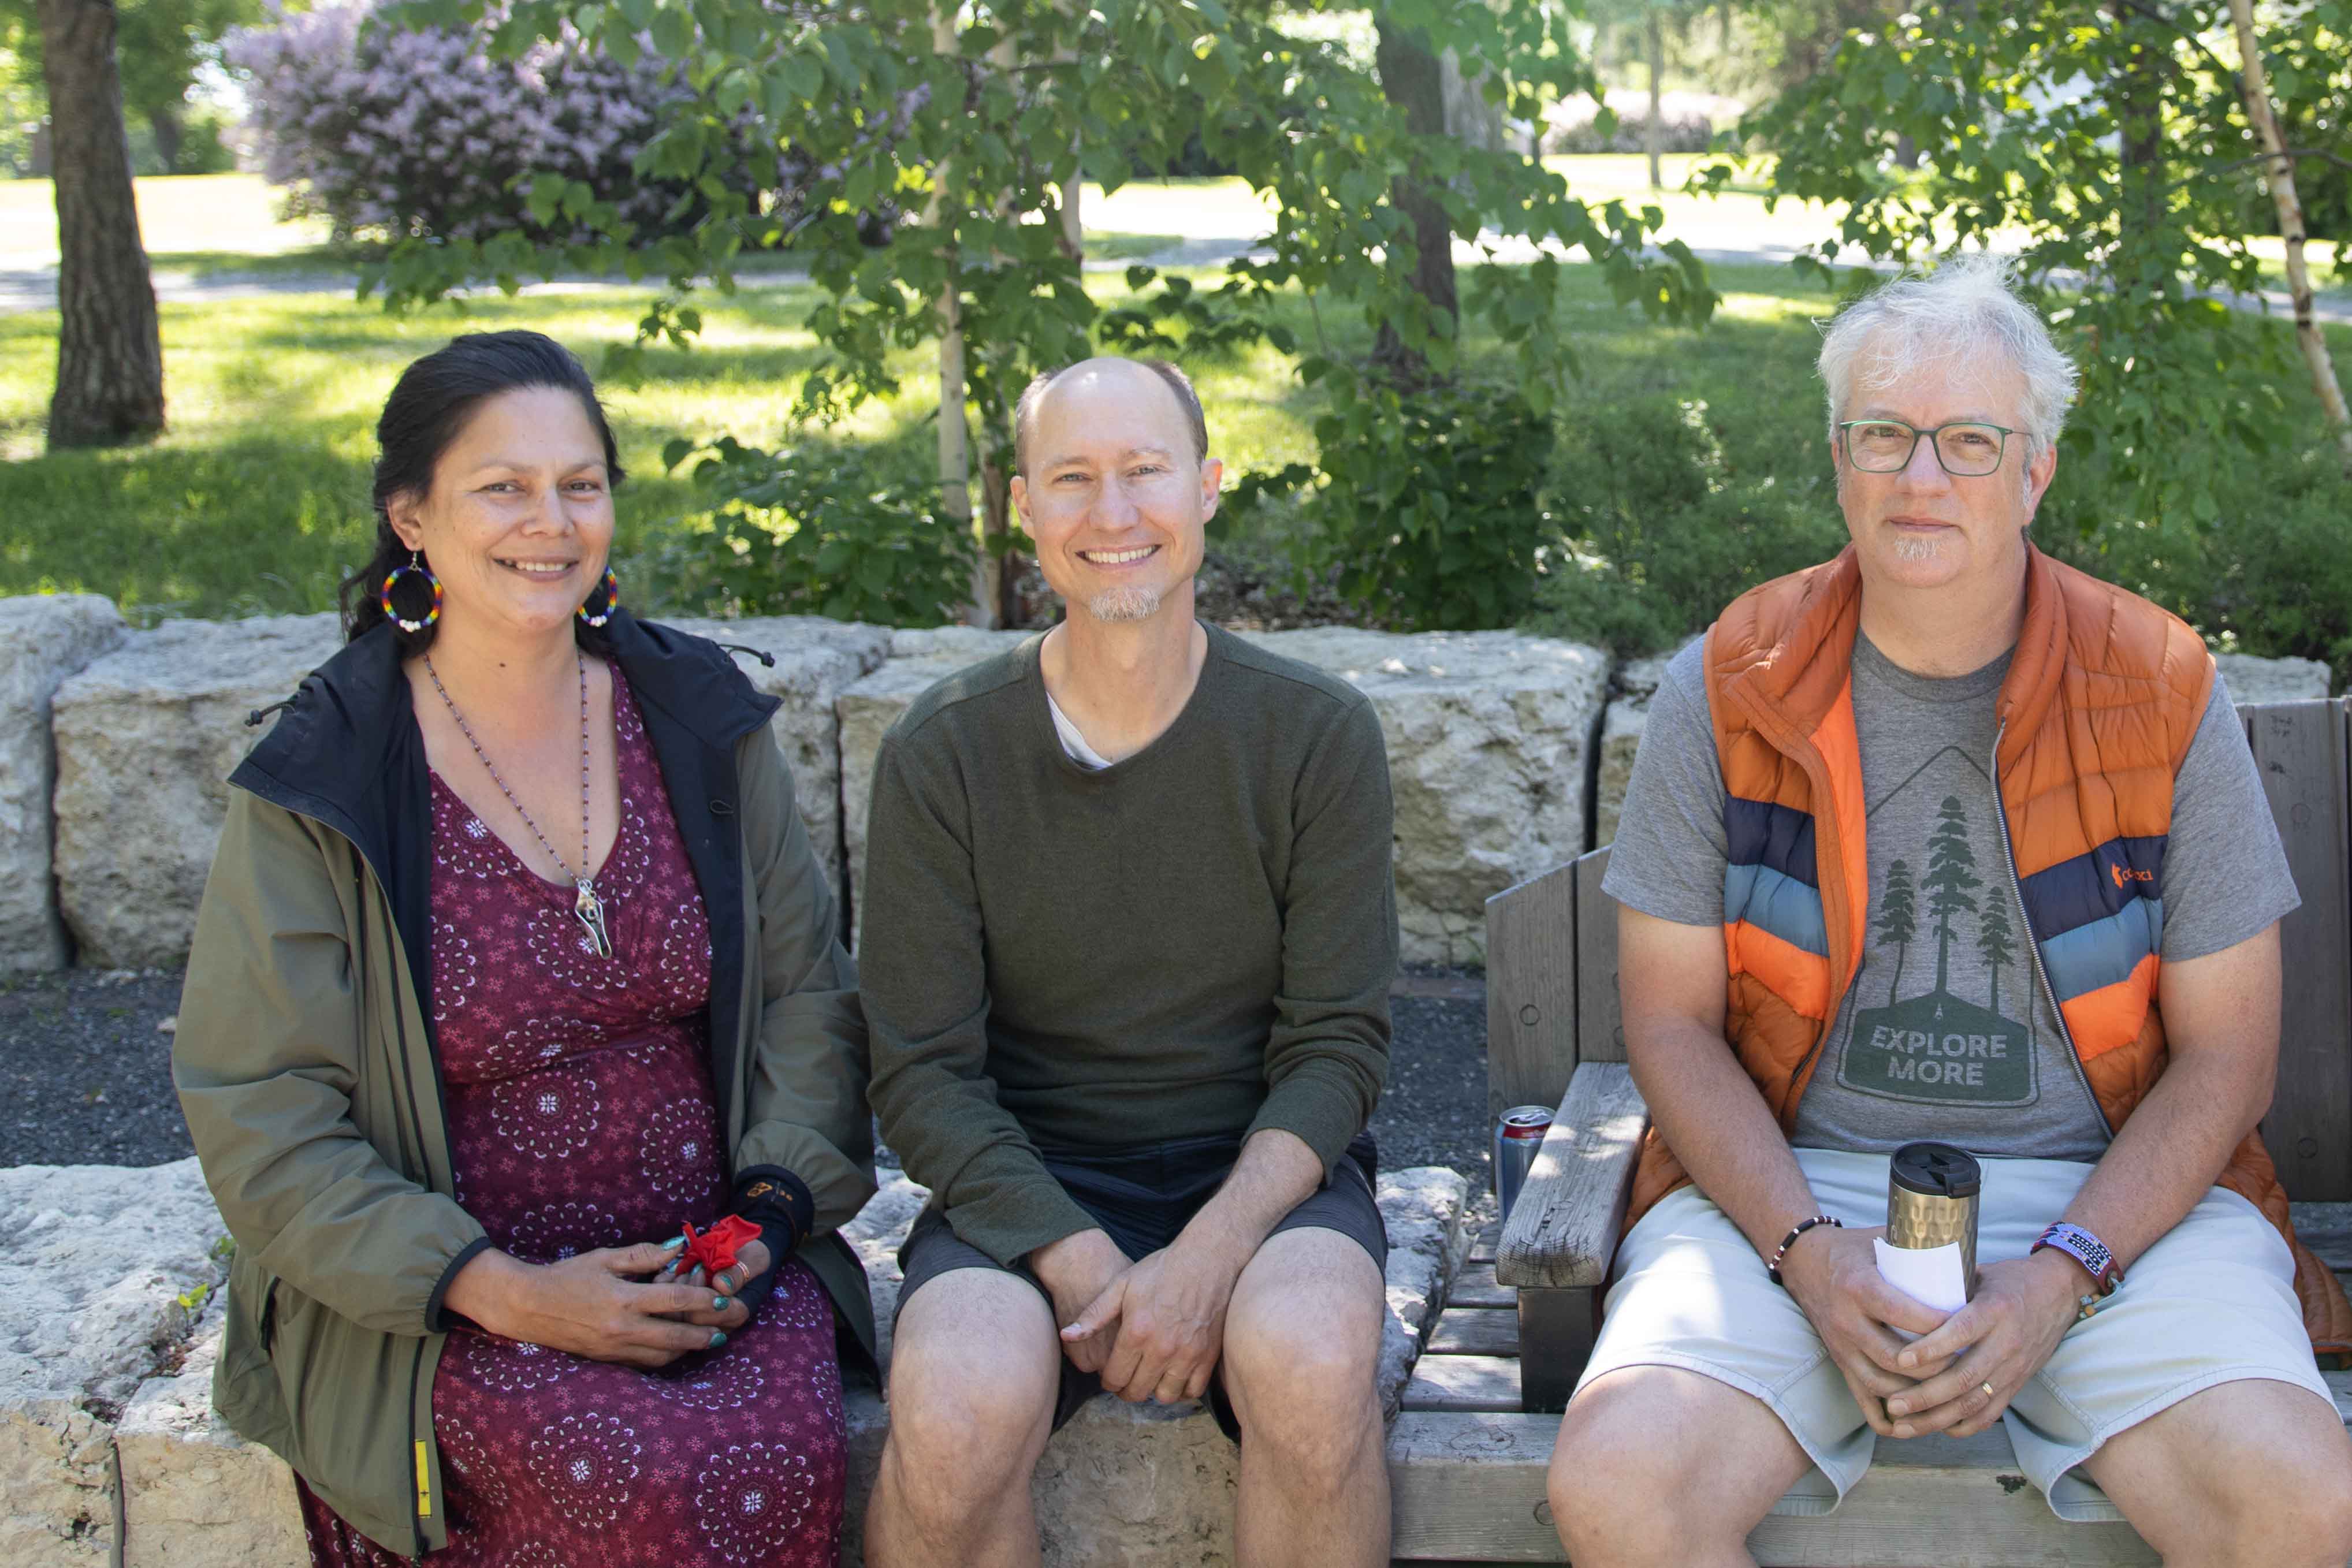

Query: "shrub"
<box><xmin>647</xmin><ymin>438</ymin><xmax>977</xmax><ymax>628</ymax></box>
<box><xmin>225</xmin><ymin>1</ymin><xmax>775</xmax><ymax>245</ymax></box>
<box><xmin>2053</xmin><ymin>444</ymin><xmax>2352</xmax><ymax>691</ymax></box>
<box><xmin>1528</xmin><ymin>395</ymin><xmax>1846</xmax><ymax>654</ymax></box>
<box><xmin>1285</xmin><ymin>374</ymin><xmax>1561</xmax><ymax>632</ymax></box>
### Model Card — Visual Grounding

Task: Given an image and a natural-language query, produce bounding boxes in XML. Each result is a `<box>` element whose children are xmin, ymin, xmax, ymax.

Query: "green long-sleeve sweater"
<box><xmin>860</xmin><ymin>624</ymin><xmax>1398</xmax><ymax>1266</ymax></box>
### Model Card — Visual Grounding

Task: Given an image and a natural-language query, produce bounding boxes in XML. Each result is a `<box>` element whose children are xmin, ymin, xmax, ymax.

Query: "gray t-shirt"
<box><xmin>1602</xmin><ymin>634</ymin><xmax>2299</xmax><ymax>1161</ymax></box>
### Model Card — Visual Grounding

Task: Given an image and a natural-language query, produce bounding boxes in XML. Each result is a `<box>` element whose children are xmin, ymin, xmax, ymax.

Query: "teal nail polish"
<box><xmin>708</xmin><ymin>1329</ymin><xmax>727</xmax><ymax>1349</ymax></box>
<box><xmin>663</xmin><ymin>1234</ymin><xmax>686</xmax><ymax>1249</ymax></box>
<box><xmin>712</xmin><ymin>1295</ymin><xmax>730</xmax><ymax>1313</ymax></box>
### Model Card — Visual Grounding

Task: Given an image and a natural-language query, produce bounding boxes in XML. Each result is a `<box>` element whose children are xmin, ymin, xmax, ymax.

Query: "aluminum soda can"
<box><xmin>1887</xmin><ymin>1141</ymin><xmax>1982</xmax><ymax>1299</ymax></box>
<box><xmin>1494</xmin><ymin>1105</ymin><xmax>1554</xmax><ymax>1223</ymax></box>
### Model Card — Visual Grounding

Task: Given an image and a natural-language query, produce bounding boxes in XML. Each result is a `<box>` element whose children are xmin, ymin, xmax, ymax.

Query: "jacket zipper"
<box><xmin>1990</xmin><ymin>720</ymin><xmax>2115</xmax><ymax>1141</ymax></box>
<box><xmin>354</xmin><ymin>858</ymin><xmax>437</xmax><ymax>1557</ymax></box>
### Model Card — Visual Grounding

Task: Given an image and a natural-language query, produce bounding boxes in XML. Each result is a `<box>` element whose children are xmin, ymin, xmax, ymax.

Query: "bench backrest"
<box><xmin>1486</xmin><ymin>697</ymin><xmax>2352</xmax><ymax>1202</ymax></box>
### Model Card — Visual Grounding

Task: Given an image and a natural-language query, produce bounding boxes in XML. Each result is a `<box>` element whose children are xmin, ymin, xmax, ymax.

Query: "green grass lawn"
<box><xmin>6</xmin><ymin>211</ymin><xmax>2349</xmax><ymax>676</ymax></box>
<box><xmin>0</xmin><ymin>258</ymin><xmax>1849</xmax><ymax>620</ymax></box>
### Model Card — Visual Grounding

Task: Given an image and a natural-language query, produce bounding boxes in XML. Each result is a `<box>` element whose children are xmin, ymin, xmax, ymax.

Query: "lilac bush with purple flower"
<box><xmin>226</xmin><ymin>1</ymin><xmax>779</xmax><ymax>245</ymax></box>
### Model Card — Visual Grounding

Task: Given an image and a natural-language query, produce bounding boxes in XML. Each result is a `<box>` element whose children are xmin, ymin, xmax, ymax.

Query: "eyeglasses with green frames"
<box><xmin>1837</xmin><ymin>418</ymin><xmax>2020</xmax><ymax>476</ymax></box>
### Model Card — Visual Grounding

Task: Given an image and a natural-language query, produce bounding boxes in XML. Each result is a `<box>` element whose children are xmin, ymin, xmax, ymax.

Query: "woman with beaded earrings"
<box><xmin>174</xmin><ymin>330</ymin><xmax>874</xmax><ymax>1566</ymax></box>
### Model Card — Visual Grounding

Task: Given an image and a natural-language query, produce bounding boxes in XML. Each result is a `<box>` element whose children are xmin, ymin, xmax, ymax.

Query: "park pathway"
<box><xmin>5</xmin><ymin>210</ymin><xmax>2346</xmax><ymax>326</ymax></box>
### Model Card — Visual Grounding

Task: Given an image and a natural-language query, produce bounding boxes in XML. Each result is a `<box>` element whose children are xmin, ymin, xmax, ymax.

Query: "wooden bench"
<box><xmin>1387</xmin><ymin>697</ymin><xmax>2352</xmax><ymax>1566</ymax></box>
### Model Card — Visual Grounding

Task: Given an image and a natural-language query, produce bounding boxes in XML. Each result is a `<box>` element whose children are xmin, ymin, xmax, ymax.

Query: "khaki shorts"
<box><xmin>1576</xmin><ymin>1147</ymin><xmax>2335</xmax><ymax>1521</ymax></box>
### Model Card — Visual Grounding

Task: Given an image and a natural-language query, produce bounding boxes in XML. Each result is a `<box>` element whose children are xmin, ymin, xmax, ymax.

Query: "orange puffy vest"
<box><xmin>1624</xmin><ymin>543</ymin><xmax>2352</xmax><ymax>1356</ymax></box>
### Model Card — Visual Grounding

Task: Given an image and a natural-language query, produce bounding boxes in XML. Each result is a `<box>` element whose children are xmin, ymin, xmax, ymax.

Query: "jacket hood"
<box><xmin>229</xmin><ymin>609</ymin><xmax>781</xmax><ymax>1008</ymax></box>
<box><xmin>233</xmin><ymin>609</ymin><xmax>779</xmax><ymax>851</ymax></box>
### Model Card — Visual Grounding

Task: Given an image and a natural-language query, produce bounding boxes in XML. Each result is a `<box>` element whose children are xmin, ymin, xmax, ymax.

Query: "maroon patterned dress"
<box><xmin>300</xmin><ymin>673</ymin><xmax>848</xmax><ymax>1567</ymax></box>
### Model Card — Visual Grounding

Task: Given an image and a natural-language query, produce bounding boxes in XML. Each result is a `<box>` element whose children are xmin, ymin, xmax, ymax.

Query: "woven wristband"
<box><xmin>1767</xmin><ymin>1214</ymin><xmax>1843</xmax><ymax>1286</ymax></box>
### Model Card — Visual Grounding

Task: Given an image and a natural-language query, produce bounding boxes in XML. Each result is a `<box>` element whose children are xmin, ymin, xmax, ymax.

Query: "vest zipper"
<box><xmin>1989</xmin><ymin>720</ymin><xmax>2115</xmax><ymax>1142</ymax></box>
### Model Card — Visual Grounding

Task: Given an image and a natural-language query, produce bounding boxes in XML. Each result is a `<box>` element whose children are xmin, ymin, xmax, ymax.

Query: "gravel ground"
<box><xmin>0</xmin><ymin>967</ymin><xmax>192</xmax><ymax>1167</ymax></box>
<box><xmin>0</xmin><ymin>965</ymin><xmax>1499</xmax><ymax>1198</ymax></box>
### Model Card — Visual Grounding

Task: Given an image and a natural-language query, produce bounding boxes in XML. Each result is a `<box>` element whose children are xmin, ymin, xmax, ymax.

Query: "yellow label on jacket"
<box><xmin>414</xmin><ymin>1440</ymin><xmax>432</xmax><ymax>1518</ymax></box>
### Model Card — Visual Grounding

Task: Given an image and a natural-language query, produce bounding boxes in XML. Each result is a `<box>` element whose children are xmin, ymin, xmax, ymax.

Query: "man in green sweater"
<box><xmin>860</xmin><ymin>357</ymin><xmax>1399</xmax><ymax>1568</ymax></box>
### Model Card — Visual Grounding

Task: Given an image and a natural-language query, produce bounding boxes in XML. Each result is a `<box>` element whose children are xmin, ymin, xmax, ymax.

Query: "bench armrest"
<box><xmin>1494</xmin><ymin>1062</ymin><xmax>1651</xmax><ymax>1291</ymax></box>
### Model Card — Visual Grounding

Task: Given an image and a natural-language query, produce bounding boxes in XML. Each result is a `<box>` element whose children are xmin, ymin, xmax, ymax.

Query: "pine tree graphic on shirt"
<box><xmin>1875</xmin><ymin>859</ymin><xmax>1917</xmax><ymax>998</ymax></box>
<box><xmin>1841</xmin><ymin>763</ymin><xmax>2038</xmax><ymax>1107</ymax></box>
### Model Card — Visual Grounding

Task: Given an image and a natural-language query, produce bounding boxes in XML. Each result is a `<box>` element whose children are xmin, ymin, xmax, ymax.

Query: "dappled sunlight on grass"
<box><xmin>0</xmin><ymin>257</ymin><xmax>1839</xmax><ymax>619</ymax></box>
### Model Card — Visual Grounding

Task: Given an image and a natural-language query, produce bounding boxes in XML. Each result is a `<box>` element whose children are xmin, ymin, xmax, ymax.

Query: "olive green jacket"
<box><xmin>174</xmin><ymin>614</ymin><xmax>876</xmax><ymax>1558</ymax></box>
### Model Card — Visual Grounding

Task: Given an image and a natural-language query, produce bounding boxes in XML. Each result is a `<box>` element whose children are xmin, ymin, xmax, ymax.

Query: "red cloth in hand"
<box><xmin>678</xmin><ymin>1215</ymin><xmax>763</xmax><ymax>1279</ymax></box>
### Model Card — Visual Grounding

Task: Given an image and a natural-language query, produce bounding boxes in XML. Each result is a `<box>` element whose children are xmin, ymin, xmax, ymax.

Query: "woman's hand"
<box><xmin>442</xmin><ymin>1243</ymin><xmax>739</xmax><ymax>1366</ymax></box>
<box><xmin>661</xmin><ymin>1238</ymin><xmax>772</xmax><ymax>1334</ymax></box>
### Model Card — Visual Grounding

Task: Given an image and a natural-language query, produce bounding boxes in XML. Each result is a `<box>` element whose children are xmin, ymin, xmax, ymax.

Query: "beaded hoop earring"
<box><xmin>380</xmin><ymin>551</ymin><xmax>442</xmax><ymax>633</ymax></box>
<box><xmin>578</xmin><ymin>567</ymin><xmax>620</xmax><ymax>628</ymax></box>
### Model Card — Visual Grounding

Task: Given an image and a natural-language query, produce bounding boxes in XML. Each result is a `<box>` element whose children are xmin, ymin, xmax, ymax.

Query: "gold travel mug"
<box><xmin>1886</xmin><ymin>1142</ymin><xmax>1981</xmax><ymax>1300</ymax></box>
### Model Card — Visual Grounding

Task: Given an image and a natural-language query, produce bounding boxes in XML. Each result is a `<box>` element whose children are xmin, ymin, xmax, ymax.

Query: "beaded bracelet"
<box><xmin>1767</xmin><ymin>1214</ymin><xmax>1843</xmax><ymax>1286</ymax></box>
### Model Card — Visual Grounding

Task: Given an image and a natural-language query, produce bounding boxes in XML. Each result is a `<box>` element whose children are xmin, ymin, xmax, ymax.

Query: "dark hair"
<box><xmin>341</xmin><ymin>330</ymin><xmax>627</xmax><ymax>651</ymax></box>
<box><xmin>1013</xmin><ymin>357</ymin><xmax>1208</xmax><ymax>476</ymax></box>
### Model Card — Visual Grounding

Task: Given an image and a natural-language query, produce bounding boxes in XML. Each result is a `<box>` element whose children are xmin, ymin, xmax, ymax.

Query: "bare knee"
<box><xmin>880</xmin><ymin>1281</ymin><xmax>1058</xmax><ymax>1519</ymax></box>
<box><xmin>1547</xmin><ymin>1383</ymin><xmax>1685</xmax><ymax>1554</ymax></box>
<box><xmin>1547</xmin><ymin>1368</ymin><xmax>1788</xmax><ymax>1566</ymax></box>
<box><xmin>885</xmin><ymin>1357</ymin><xmax>1053</xmax><ymax>1500</ymax></box>
<box><xmin>1223</xmin><ymin>1313</ymin><xmax>1382</xmax><ymax>1491</ymax></box>
<box><xmin>2191</xmin><ymin>1442</ymin><xmax>2352</xmax><ymax>1568</ymax></box>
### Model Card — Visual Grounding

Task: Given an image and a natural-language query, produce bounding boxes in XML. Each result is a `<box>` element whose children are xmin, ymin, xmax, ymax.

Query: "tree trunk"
<box><xmin>928</xmin><ymin>8</ymin><xmax>988</xmax><ymax>625</ymax></box>
<box><xmin>149</xmin><ymin>103</ymin><xmax>183</xmax><ymax>174</ymax></box>
<box><xmin>2111</xmin><ymin>7</ymin><xmax>2165</xmax><ymax>254</ymax></box>
<box><xmin>1646</xmin><ymin>8</ymin><xmax>1664</xmax><ymax>190</ymax></box>
<box><xmin>2227</xmin><ymin>0</ymin><xmax>2352</xmax><ymax>476</ymax></box>
<box><xmin>38</xmin><ymin>0</ymin><xmax>163</xmax><ymax>449</ymax></box>
<box><xmin>1371</xmin><ymin>15</ymin><xmax>1458</xmax><ymax>379</ymax></box>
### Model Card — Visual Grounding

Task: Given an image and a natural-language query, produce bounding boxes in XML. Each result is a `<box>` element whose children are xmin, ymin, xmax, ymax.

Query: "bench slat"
<box><xmin>2298</xmin><ymin>1201</ymin><xmax>2352</xmax><ymax>1271</ymax></box>
<box><xmin>1573</xmin><ymin>848</ymin><xmax>1625</xmax><ymax>1066</ymax></box>
<box><xmin>1398</xmin><ymin>1355</ymin><xmax>1521</xmax><ymax>1412</ymax></box>
<box><xmin>1388</xmin><ymin>1408</ymin><xmax>2171</xmax><ymax>1565</ymax></box>
<box><xmin>1427</xmin><ymin>1307</ymin><xmax>1519</xmax><ymax>1357</ymax></box>
<box><xmin>2244</xmin><ymin>699</ymin><xmax>2352</xmax><ymax>1200</ymax></box>
<box><xmin>1487</xmin><ymin>862</ymin><xmax>1580</xmax><ymax>1124</ymax></box>
<box><xmin>1447</xmin><ymin>1261</ymin><xmax>1514</xmax><ymax>1309</ymax></box>
<box><xmin>1495</xmin><ymin>1063</ymin><xmax>1647</xmax><ymax>1290</ymax></box>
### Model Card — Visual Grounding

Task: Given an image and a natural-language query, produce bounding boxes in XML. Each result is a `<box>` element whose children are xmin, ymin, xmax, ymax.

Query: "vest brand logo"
<box><xmin>2111</xmin><ymin>865</ymin><xmax>2154</xmax><ymax>889</ymax></box>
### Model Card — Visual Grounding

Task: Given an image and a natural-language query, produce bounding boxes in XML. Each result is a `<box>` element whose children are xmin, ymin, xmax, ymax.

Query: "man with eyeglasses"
<box><xmin>1544</xmin><ymin>255</ymin><xmax>2352</xmax><ymax>1567</ymax></box>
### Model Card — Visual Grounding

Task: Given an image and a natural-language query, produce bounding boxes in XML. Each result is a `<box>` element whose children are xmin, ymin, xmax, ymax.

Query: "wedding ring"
<box><xmin>1979</xmin><ymin>1381</ymin><xmax>1997</xmax><ymax>1400</ymax></box>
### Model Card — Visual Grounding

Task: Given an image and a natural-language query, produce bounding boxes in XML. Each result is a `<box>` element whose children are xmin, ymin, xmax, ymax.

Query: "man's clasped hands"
<box><xmin>1776</xmin><ymin>1220</ymin><xmax>2100</xmax><ymax>1441</ymax></box>
<box><xmin>1032</xmin><ymin>1224</ymin><xmax>1256</xmax><ymax>1407</ymax></box>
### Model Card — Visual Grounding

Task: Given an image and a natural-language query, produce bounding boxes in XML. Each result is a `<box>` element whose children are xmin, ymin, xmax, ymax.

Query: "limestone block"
<box><xmin>837</xmin><ymin>635</ymin><xmax>1028</xmax><ymax>941</ymax></box>
<box><xmin>0</xmin><ymin>1158</ymin><xmax>230</xmax><ymax>1566</ymax></box>
<box><xmin>116</xmin><ymin>1305</ymin><xmax>302</xmax><ymax>1568</ymax></box>
<box><xmin>1253</xmin><ymin>629</ymin><xmax>1612</xmax><ymax>965</ymax></box>
<box><xmin>51</xmin><ymin>614</ymin><xmax>341</xmax><ymax>968</ymax></box>
<box><xmin>833</xmin><ymin>1164</ymin><xmax>1466</xmax><ymax>1568</ymax></box>
<box><xmin>1374</xmin><ymin>1166</ymin><xmax>1472</xmax><ymax>1416</ymax></box>
<box><xmin>658</xmin><ymin>616</ymin><xmax>890</xmax><ymax>896</ymax></box>
<box><xmin>0</xmin><ymin>595</ymin><xmax>125</xmax><ymax>974</ymax></box>
<box><xmin>2216</xmin><ymin>651</ymin><xmax>2332</xmax><ymax>705</ymax></box>
<box><xmin>887</xmin><ymin>625</ymin><xmax>1036</xmax><ymax>661</ymax></box>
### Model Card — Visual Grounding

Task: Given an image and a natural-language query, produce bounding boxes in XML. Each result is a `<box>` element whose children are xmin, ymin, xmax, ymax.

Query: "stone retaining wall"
<box><xmin>0</xmin><ymin>601</ymin><xmax>2336</xmax><ymax>972</ymax></box>
<box><xmin>0</xmin><ymin>597</ymin><xmax>123</xmax><ymax>975</ymax></box>
<box><xmin>2</xmin><ymin>1159</ymin><xmax>1468</xmax><ymax>1568</ymax></box>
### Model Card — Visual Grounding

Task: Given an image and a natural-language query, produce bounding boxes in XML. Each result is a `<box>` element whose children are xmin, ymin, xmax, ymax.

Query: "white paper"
<box><xmin>1874</xmin><ymin>1238</ymin><xmax>1970</xmax><ymax>1313</ymax></box>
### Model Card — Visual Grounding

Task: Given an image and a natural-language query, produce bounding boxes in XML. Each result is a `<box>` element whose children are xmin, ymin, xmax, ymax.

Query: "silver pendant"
<box><xmin>574</xmin><ymin>878</ymin><xmax>613</xmax><ymax>959</ymax></box>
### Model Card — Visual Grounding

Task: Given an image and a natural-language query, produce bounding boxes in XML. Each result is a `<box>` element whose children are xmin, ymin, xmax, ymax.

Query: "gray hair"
<box><xmin>1817</xmin><ymin>253</ymin><xmax>2079</xmax><ymax>461</ymax></box>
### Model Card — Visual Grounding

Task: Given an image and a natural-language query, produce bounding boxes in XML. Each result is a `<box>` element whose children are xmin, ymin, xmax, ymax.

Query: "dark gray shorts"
<box><xmin>895</xmin><ymin>1131</ymin><xmax>1385</xmax><ymax>1440</ymax></box>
